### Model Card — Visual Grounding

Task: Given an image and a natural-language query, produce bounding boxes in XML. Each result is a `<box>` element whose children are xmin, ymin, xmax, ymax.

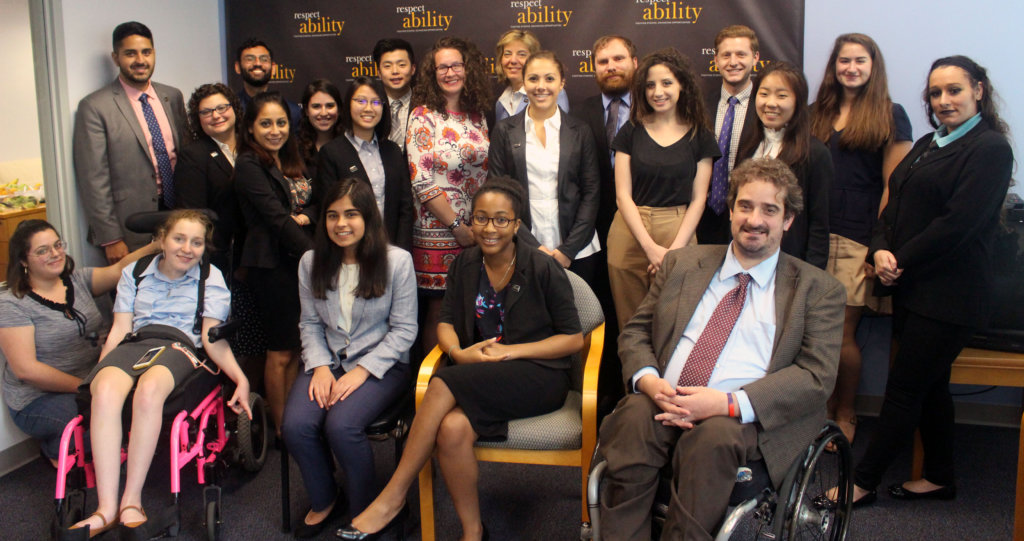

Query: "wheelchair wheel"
<box><xmin>774</xmin><ymin>424</ymin><xmax>852</xmax><ymax>540</ymax></box>
<box><xmin>206</xmin><ymin>500</ymin><xmax>220</xmax><ymax>541</ymax></box>
<box><xmin>235</xmin><ymin>392</ymin><xmax>268</xmax><ymax>472</ymax></box>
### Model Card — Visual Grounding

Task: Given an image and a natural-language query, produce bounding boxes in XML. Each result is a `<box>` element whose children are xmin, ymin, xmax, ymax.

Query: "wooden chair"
<box><xmin>415</xmin><ymin>270</ymin><xmax>605</xmax><ymax>541</ymax></box>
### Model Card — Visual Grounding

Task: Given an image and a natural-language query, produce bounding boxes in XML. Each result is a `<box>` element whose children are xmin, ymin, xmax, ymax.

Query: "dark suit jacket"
<box><xmin>574</xmin><ymin>95</ymin><xmax>617</xmax><ymax>245</ymax></box>
<box><xmin>618</xmin><ymin>245</ymin><xmax>845</xmax><ymax>483</ymax></box>
<box><xmin>315</xmin><ymin>135</ymin><xmax>414</xmax><ymax>251</ymax></box>
<box><xmin>173</xmin><ymin>137</ymin><xmax>240</xmax><ymax>271</ymax></box>
<box><xmin>737</xmin><ymin>139</ymin><xmax>833</xmax><ymax>269</ymax></box>
<box><xmin>696</xmin><ymin>90</ymin><xmax>760</xmax><ymax>245</ymax></box>
<box><xmin>488</xmin><ymin>110</ymin><xmax>600</xmax><ymax>259</ymax></box>
<box><xmin>73</xmin><ymin>79</ymin><xmax>189</xmax><ymax>249</ymax></box>
<box><xmin>870</xmin><ymin>121</ymin><xmax>1013</xmax><ymax>327</ymax></box>
<box><xmin>440</xmin><ymin>240</ymin><xmax>582</xmax><ymax>370</ymax></box>
<box><xmin>234</xmin><ymin>152</ymin><xmax>315</xmax><ymax>269</ymax></box>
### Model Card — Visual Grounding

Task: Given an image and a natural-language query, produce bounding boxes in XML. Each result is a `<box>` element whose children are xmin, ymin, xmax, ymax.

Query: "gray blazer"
<box><xmin>73</xmin><ymin>78</ymin><xmax>189</xmax><ymax>249</ymax></box>
<box><xmin>297</xmin><ymin>246</ymin><xmax>418</xmax><ymax>379</ymax></box>
<box><xmin>618</xmin><ymin>245</ymin><xmax>845</xmax><ymax>484</ymax></box>
<box><xmin>488</xmin><ymin>109</ymin><xmax>600</xmax><ymax>260</ymax></box>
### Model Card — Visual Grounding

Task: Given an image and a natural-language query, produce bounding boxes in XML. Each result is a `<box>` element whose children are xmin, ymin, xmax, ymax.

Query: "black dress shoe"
<box><xmin>294</xmin><ymin>499</ymin><xmax>346</xmax><ymax>539</ymax></box>
<box><xmin>336</xmin><ymin>506</ymin><xmax>407</xmax><ymax>540</ymax></box>
<box><xmin>888</xmin><ymin>482</ymin><xmax>957</xmax><ymax>501</ymax></box>
<box><xmin>852</xmin><ymin>489</ymin><xmax>877</xmax><ymax>508</ymax></box>
<box><xmin>816</xmin><ymin>488</ymin><xmax>876</xmax><ymax>510</ymax></box>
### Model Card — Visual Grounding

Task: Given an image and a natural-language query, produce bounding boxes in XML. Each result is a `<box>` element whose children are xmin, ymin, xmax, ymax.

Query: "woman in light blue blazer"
<box><xmin>281</xmin><ymin>178</ymin><xmax>418</xmax><ymax>538</ymax></box>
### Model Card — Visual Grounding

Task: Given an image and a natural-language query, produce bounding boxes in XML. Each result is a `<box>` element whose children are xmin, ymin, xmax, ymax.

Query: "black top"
<box><xmin>173</xmin><ymin>137</ymin><xmax>241</xmax><ymax>272</ymax></box>
<box><xmin>440</xmin><ymin>240</ymin><xmax>582</xmax><ymax>370</ymax></box>
<box><xmin>826</xmin><ymin>103</ymin><xmax>912</xmax><ymax>245</ymax></box>
<box><xmin>234</xmin><ymin>152</ymin><xmax>316</xmax><ymax>269</ymax></box>
<box><xmin>869</xmin><ymin>120</ymin><xmax>1013</xmax><ymax>326</ymax></box>
<box><xmin>611</xmin><ymin>121</ymin><xmax>720</xmax><ymax>207</ymax></box>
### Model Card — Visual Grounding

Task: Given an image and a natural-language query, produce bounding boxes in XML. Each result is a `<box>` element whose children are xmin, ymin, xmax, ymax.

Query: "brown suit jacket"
<box><xmin>618</xmin><ymin>244</ymin><xmax>844</xmax><ymax>483</ymax></box>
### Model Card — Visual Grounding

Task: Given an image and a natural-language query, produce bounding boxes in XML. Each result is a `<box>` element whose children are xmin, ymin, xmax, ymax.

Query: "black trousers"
<box><xmin>854</xmin><ymin>306</ymin><xmax>975</xmax><ymax>489</ymax></box>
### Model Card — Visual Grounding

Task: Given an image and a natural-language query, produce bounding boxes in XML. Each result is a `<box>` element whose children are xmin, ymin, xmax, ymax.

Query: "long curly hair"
<box><xmin>629</xmin><ymin>48</ymin><xmax>709</xmax><ymax>135</ymax></box>
<box><xmin>411</xmin><ymin>36</ymin><xmax>491</xmax><ymax>120</ymax></box>
<box><xmin>810</xmin><ymin>33</ymin><xmax>895</xmax><ymax>150</ymax></box>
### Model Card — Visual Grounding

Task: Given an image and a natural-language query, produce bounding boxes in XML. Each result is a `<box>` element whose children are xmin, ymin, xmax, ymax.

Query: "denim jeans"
<box><xmin>9</xmin><ymin>392</ymin><xmax>81</xmax><ymax>459</ymax></box>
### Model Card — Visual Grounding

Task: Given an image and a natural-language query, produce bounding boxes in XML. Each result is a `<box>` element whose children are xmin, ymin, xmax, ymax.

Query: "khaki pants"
<box><xmin>607</xmin><ymin>205</ymin><xmax>692</xmax><ymax>330</ymax></box>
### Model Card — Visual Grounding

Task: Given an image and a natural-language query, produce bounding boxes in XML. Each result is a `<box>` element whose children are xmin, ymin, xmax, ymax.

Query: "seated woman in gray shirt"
<box><xmin>0</xmin><ymin>220</ymin><xmax>156</xmax><ymax>465</ymax></box>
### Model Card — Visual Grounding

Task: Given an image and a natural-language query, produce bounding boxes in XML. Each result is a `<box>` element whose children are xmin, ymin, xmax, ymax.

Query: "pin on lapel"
<box><xmin>349</xmin><ymin>165</ymin><xmax>359</xmax><ymax>172</ymax></box>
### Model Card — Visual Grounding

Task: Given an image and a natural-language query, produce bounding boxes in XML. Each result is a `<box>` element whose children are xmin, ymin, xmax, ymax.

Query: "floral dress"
<box><xmin>407</xmin><ymin>105</ymin><xmax>489</xmax><ymax>292</ymax></box>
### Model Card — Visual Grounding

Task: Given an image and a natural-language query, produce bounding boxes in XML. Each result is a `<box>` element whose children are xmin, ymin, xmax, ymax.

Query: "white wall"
<box><xmin>804</xmin><ymin>0</ymin><xmax>1022</xmax><ymax>195</ymax></box>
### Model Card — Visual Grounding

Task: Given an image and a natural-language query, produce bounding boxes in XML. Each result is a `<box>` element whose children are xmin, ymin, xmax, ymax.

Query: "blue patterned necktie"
<box><xmin>139</xmin><ymin>93</ymin><xmax>175</xmax><ymax>208</ymax></box>
<box><xmin>709</xmin><ymin>96</ymin><xmax>739</xmax><ymax>215</ymax></box>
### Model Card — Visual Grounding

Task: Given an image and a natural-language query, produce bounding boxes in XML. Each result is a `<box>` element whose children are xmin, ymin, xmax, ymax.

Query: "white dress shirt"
<box><xmin>633</xmin><ymin>245</ymin><xmax>781</xmax><ymax>423</ymax></box>
<box><xmin>336</xmin><ymin>263</ymin><xmax>358</xmax><ymax>333</ymax></box>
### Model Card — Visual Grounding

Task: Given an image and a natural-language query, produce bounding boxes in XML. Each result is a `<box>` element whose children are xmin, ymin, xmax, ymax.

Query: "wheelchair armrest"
<box><xmin>207</xmin><ymin>319</ymin><xmax>240</xmax><ymax>344</ymax></box>
<box><xmin>415</xmin><ymin>345</ymin><xmax>445</xmax><ymax>409</ymax></box>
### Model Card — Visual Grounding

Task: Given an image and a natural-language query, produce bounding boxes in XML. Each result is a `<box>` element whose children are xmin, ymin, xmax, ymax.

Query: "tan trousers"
<box><xmin>607</xmin><ymin>205</ymin><xmax>692</xmax><ymax>330</ymax></box>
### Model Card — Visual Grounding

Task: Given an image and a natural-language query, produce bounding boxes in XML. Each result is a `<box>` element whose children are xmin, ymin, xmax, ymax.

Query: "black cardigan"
<box><xmin>869</xmin><ymin>120</ymin><xmax>1013</xmax><ymax>326</ymax></box>
<box><xmin>234</xmin><ymin>152</ymin><xmax>315</xmax><ymax>268</ymax></box>
<box><xmin>439</xmin><ymin>240</ymin><xmax>582</xmax><ymax>370</ymax></box>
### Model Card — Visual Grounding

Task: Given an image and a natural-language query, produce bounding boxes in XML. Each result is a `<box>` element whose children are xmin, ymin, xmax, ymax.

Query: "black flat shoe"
<box><xmin>853</xmin><ymin>489</ymin><xmax>877</xmax><ymax>508</ymax></box>
<box><xmin>295</xmin><ymin>498</ymin><xmax>347</xmax><ymax>539</ymax></box>
<box><xmin>336</xmin><ymin>506</ymin><xmax>407</xmax><ymax>540</ymax></box>
<box><xmin>888</xmin><ymin>483</ymin><xmax>957</xmax><ymax>501</ymax></box>
<box><xmin>816</xmin><ymin>488</ymin><xmax>876</xmax><ymax>510</ymax></box>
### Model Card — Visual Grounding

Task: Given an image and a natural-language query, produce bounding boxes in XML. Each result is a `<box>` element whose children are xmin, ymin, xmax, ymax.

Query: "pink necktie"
<box><xmin>677</xmin><ymin>273</ymin><xmax>751</xmax><ymax>387</ymax></box>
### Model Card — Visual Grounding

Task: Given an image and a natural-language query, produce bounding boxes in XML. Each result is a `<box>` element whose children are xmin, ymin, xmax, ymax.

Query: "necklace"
<box><xmin>486</xmin><ymin>252</ymin><xmax>517</xmax><ymax>290</ymax></box>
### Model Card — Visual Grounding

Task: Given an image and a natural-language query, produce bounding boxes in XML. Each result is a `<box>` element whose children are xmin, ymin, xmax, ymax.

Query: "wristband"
<box><xmin>727</xmin><ymin>393</ymin><xmax>737</xmax><ymax>418</ymax></box>
<box><xmin>448</xmin><ymin>216</ymin><xmax>462</xmax><ymax>231</ymax></box>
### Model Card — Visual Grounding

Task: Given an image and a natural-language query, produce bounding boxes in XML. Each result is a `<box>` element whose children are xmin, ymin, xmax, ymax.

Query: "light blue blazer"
<box><xmin>297</xmin><ymin>246</ymin><xmax>418</xmax><ymax>378</ymax></box>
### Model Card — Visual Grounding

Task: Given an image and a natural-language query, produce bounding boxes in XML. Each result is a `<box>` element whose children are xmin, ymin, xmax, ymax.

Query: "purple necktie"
<box><xmin>140</xmin><ymin>93</ymin><xmax>175</xmax><ymax>208</ymax></box>
<box><xmin>605</xmin><ymin>97</ymin><xmax>622</xmax><ymax>146</ymax></box>
<box><xmin>677</xmin><ymin>273</ymin><xmax>751</xmax><ymax>387</ymax></box>
<box><xmin>708</xmin><ymin>96</ymin><xmax>739</xmax><ymax>215</ymax></box>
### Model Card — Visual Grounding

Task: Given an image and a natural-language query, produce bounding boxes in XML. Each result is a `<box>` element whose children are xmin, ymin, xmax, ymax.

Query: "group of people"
<box><xmin>0</xmin><ymin>16</ymin><xmax>1013</xmax><ymax>541</ymax></box>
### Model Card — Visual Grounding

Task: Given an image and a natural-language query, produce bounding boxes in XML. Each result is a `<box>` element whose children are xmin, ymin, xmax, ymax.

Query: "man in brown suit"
<box><xmin>598</xmin><ymin>158</ymin><xmax>845</xmax><ymax>540</ymax></box>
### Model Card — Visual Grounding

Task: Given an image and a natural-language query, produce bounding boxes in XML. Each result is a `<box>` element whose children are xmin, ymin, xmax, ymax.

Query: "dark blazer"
<box><xmin>738</xmin><ymin>138</ymin><xmax>833</xmax><ymax>269</ymax></box>
<box><xmin>315</xmin><ymin>135</ymin><xmax>414</xmax><ymax>251</ymax></box>
<box><xmin>696</xmin><ymin>90</ymin><xmax>760</xmax><ymax>245</ymax></box>
<box><xmin>488</xmin><ymin>109</ymin><xmax>600</xmax><ymax>259</ymax></box>
<box><xmin>73</xmin><ymin>79</ymin><xmax>189</xmax><ymax>249</ymax></box>
<box><xmin>173</xmin><ymin>137</ymin><xmax>240</xmax><ymax>271</ymax></box>
<box><xmin>869</xmin><ymin>120</ymin><xmax>1013</xmax><ymax>327</ymax></box>
<box><xmin>234</xmin><ymin>152</ymin><xmax>315</xmax><ymax>269</ymax></box>
<box><xmin>574</xmin><ymin>95</ymin><xmax>617</xmax><ymax>245</ymax></box>
<box><xmin>440</xmin><ymin>240</ymin><xmax>582</xmax><ymax>370</ymax></box>
<box><xmin>618</xmin><ymin>245</ymin><xmax>845</xmax><ymax>483</ymax></box>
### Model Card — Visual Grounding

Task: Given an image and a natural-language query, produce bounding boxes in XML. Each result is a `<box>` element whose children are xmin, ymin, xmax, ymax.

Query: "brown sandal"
<box><xmin>62</xmin><ymin>511</ymin><xmax>116</xmax><ymax>540</ymax></box>
<box><xmin>119</xmin><ymin>505</ymin><xmax>148</xmax><ymax>528</ymax></box>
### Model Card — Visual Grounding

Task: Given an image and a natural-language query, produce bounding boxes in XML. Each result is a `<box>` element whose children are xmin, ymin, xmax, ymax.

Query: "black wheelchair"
<box><xmin>584</xmin><ymin>422</ymin><xmax>854</xmax><ymax>540</ymax></box>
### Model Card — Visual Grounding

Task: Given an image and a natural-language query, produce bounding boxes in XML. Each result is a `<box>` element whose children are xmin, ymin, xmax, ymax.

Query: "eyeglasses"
<box><xmin>471</xmin><ymin>215</ymin><xmax>516</xmax><ymax>228</ymax></box>
<box><xmin>436</xmin><ymin>62</ymin><xmax>465</xmax><ymax>74</ymax></box>
<box><xmin>352</xmin><ymin>98</ymin><xmax>383</xmax><ymax>108</ymax></box>
<box><xmin>31</xmin><ymin>240</ymin><xmax>67</xmax><ymax>258</ymax></box>
<box><xmin>242</xmin><ymin>54</ymin><xmax>271</xmax><ymax>64</ymax></box>
<box><xmin>198</xmin><ymin>104</ymin><xmax>232</xmax><ymax>118</ymax></box>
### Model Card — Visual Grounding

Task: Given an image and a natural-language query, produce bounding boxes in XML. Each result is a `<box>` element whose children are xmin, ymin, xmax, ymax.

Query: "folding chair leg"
<box><xmin>419</xmin><ymin>457</ymin><xmax>435</xmax><ymax>541</ymax></box>
<box><xmin>281</xmin><ymin>442</ymin><xmax>290</xmax><ymax>532</ymax></box>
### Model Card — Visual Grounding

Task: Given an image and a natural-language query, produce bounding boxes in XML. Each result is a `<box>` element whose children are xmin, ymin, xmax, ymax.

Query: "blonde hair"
<box><xmin>495</xmin><ymin>30</ymin><xmax>541</xmax><ymax>85</ymax></box>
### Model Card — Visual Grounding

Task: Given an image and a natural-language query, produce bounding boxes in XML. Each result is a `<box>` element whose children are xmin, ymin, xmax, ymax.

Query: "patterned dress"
<box><xmin>407</xmin><ymin>105</ymin><xmax>489</xmax><ymax>291</ymax></box>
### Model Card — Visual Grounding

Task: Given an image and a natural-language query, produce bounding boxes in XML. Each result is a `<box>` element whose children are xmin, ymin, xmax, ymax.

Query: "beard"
<box><xmin>120</xmin><ymin>63</ymin><xmax>152</xmax><ymax>85</ymax></box>
<box><xmin>241</xmin><ymin>67</ymin><xmax>271</xmax><ymax>88</ymax></box>
<box><xmin>597</xmin><ymin>71</ymin><xmax>632</xmax><ymax>95</ymax></box>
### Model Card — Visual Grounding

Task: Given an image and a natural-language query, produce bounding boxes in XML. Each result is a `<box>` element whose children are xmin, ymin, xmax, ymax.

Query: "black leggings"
<box><xmin>854</xmin><ymin>306</ymin><xmax>975</xmax><ymax>489</ymax></box>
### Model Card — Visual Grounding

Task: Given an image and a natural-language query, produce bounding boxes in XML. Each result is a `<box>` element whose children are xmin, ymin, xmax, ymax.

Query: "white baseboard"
<box><xmin>0</xmin><ymin>438</ymin><xmax>40</xmax><ymax>477</ymax></box>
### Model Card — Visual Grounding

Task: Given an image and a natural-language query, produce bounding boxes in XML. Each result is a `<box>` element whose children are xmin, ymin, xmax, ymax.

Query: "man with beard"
<box><xmin>73</xmin><ymin>21</ymin><xmax>189</xmax><ymax>262</ymax></box>
<box><xmin>234</xmin><ymin>38</ymin><xmax>301</xmax><ymax>127</ymax></box>
<box><xmin>697</xmin><ymin>25</ymin><xmax>762</xmax><ymax>245</ymax></box>
<box><xmin>598</xmin><ymin>158</ymin><xmax>844</xmax><ymax>540</ymax></box>
<box><xmin>574</xmin><ymin>34</ymin><xmax>639</xmax><ymax>422</ymax></box>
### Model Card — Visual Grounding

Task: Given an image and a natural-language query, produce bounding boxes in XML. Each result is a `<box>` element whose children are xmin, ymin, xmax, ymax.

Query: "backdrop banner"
<box><xmin>225</xmin><ymin>0</ymin><xmax>803</xmax><ymax>108</ymax></box>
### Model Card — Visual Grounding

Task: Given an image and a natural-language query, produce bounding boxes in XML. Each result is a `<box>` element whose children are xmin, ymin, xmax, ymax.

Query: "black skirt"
<box><xmin>433</xmin><ymin>359</ymin><xmax>569</xmax><ymax>441</ymax></box>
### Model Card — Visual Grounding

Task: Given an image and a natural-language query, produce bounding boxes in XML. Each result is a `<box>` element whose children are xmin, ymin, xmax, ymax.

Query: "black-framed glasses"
<box><xmin>471</xmin><ymin>215</ymin><xmax>516</xmax><ymax>228</ymax></box>
<box><xmin>198</xmin><ymin>104</ymin><xmax>232</xmax><ymax>118</ymax></box>
<box><xmin>31</xmin><ymin>240</ymin><xmax>67</xmax><ymax>258</ymax></box>
<box><xmin>352</xmin><ymin>98</ymin><xmax>383</xmax><ymax>108</ymax></box>
<box><xmin>436</xmin><ymin>62</ymin><xmax>465</xmax><ymax>74</ymax></box>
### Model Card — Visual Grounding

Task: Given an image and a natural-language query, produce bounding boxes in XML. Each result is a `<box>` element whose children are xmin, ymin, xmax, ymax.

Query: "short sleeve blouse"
<box><xmin>0</xmin><ymin>269</ymin><xmax>103</xmax><ymax>411</ymax></box>
<box><xmin>826</xmin><ymin>103</ymin><xmax>913</xmax><ymax>245</ymax></box>
<box><xmin>611</xmin><ymin>121</ymin><xmax>721</xmax><ymax>207</ymax></box>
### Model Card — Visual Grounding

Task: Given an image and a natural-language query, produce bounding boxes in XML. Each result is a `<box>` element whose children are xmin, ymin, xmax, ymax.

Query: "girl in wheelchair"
<box><xmin>64</xmin><ymin>210</ymin><xmax>252</xmax><ymax>540</ymax></box>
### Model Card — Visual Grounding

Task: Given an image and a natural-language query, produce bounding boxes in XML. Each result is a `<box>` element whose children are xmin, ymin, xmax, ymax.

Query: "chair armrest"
<box><xmin>416</xmin><ymin>345</ymin><xmax>445</xmax><ymax>409</ymax></box>
<box><xmin>581</xmin><ymin>323</ymin><xmax>605</xmax><ymax>478</ymax></box>
<box><xmin>207</xmin><ymin>320</ymin><xmax>240</xmax><ymax>343</ymax></box>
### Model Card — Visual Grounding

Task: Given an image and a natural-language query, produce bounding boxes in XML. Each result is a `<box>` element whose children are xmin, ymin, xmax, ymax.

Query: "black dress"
<box><xmin>434</xmin><ymin>240</ymin><xmax>581</xmax><ymax>440</ymax></box>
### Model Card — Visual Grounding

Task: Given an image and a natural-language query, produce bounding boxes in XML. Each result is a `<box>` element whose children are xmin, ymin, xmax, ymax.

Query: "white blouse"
<box><xmin>336</xmin><ymin>263</ymin><xmax>358</xmax><ymax>332</ymax></box>
<box><xmin>755</xmin><ymin>128</ymin><xmax>785</xmax><ymax>159</ymax></box>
